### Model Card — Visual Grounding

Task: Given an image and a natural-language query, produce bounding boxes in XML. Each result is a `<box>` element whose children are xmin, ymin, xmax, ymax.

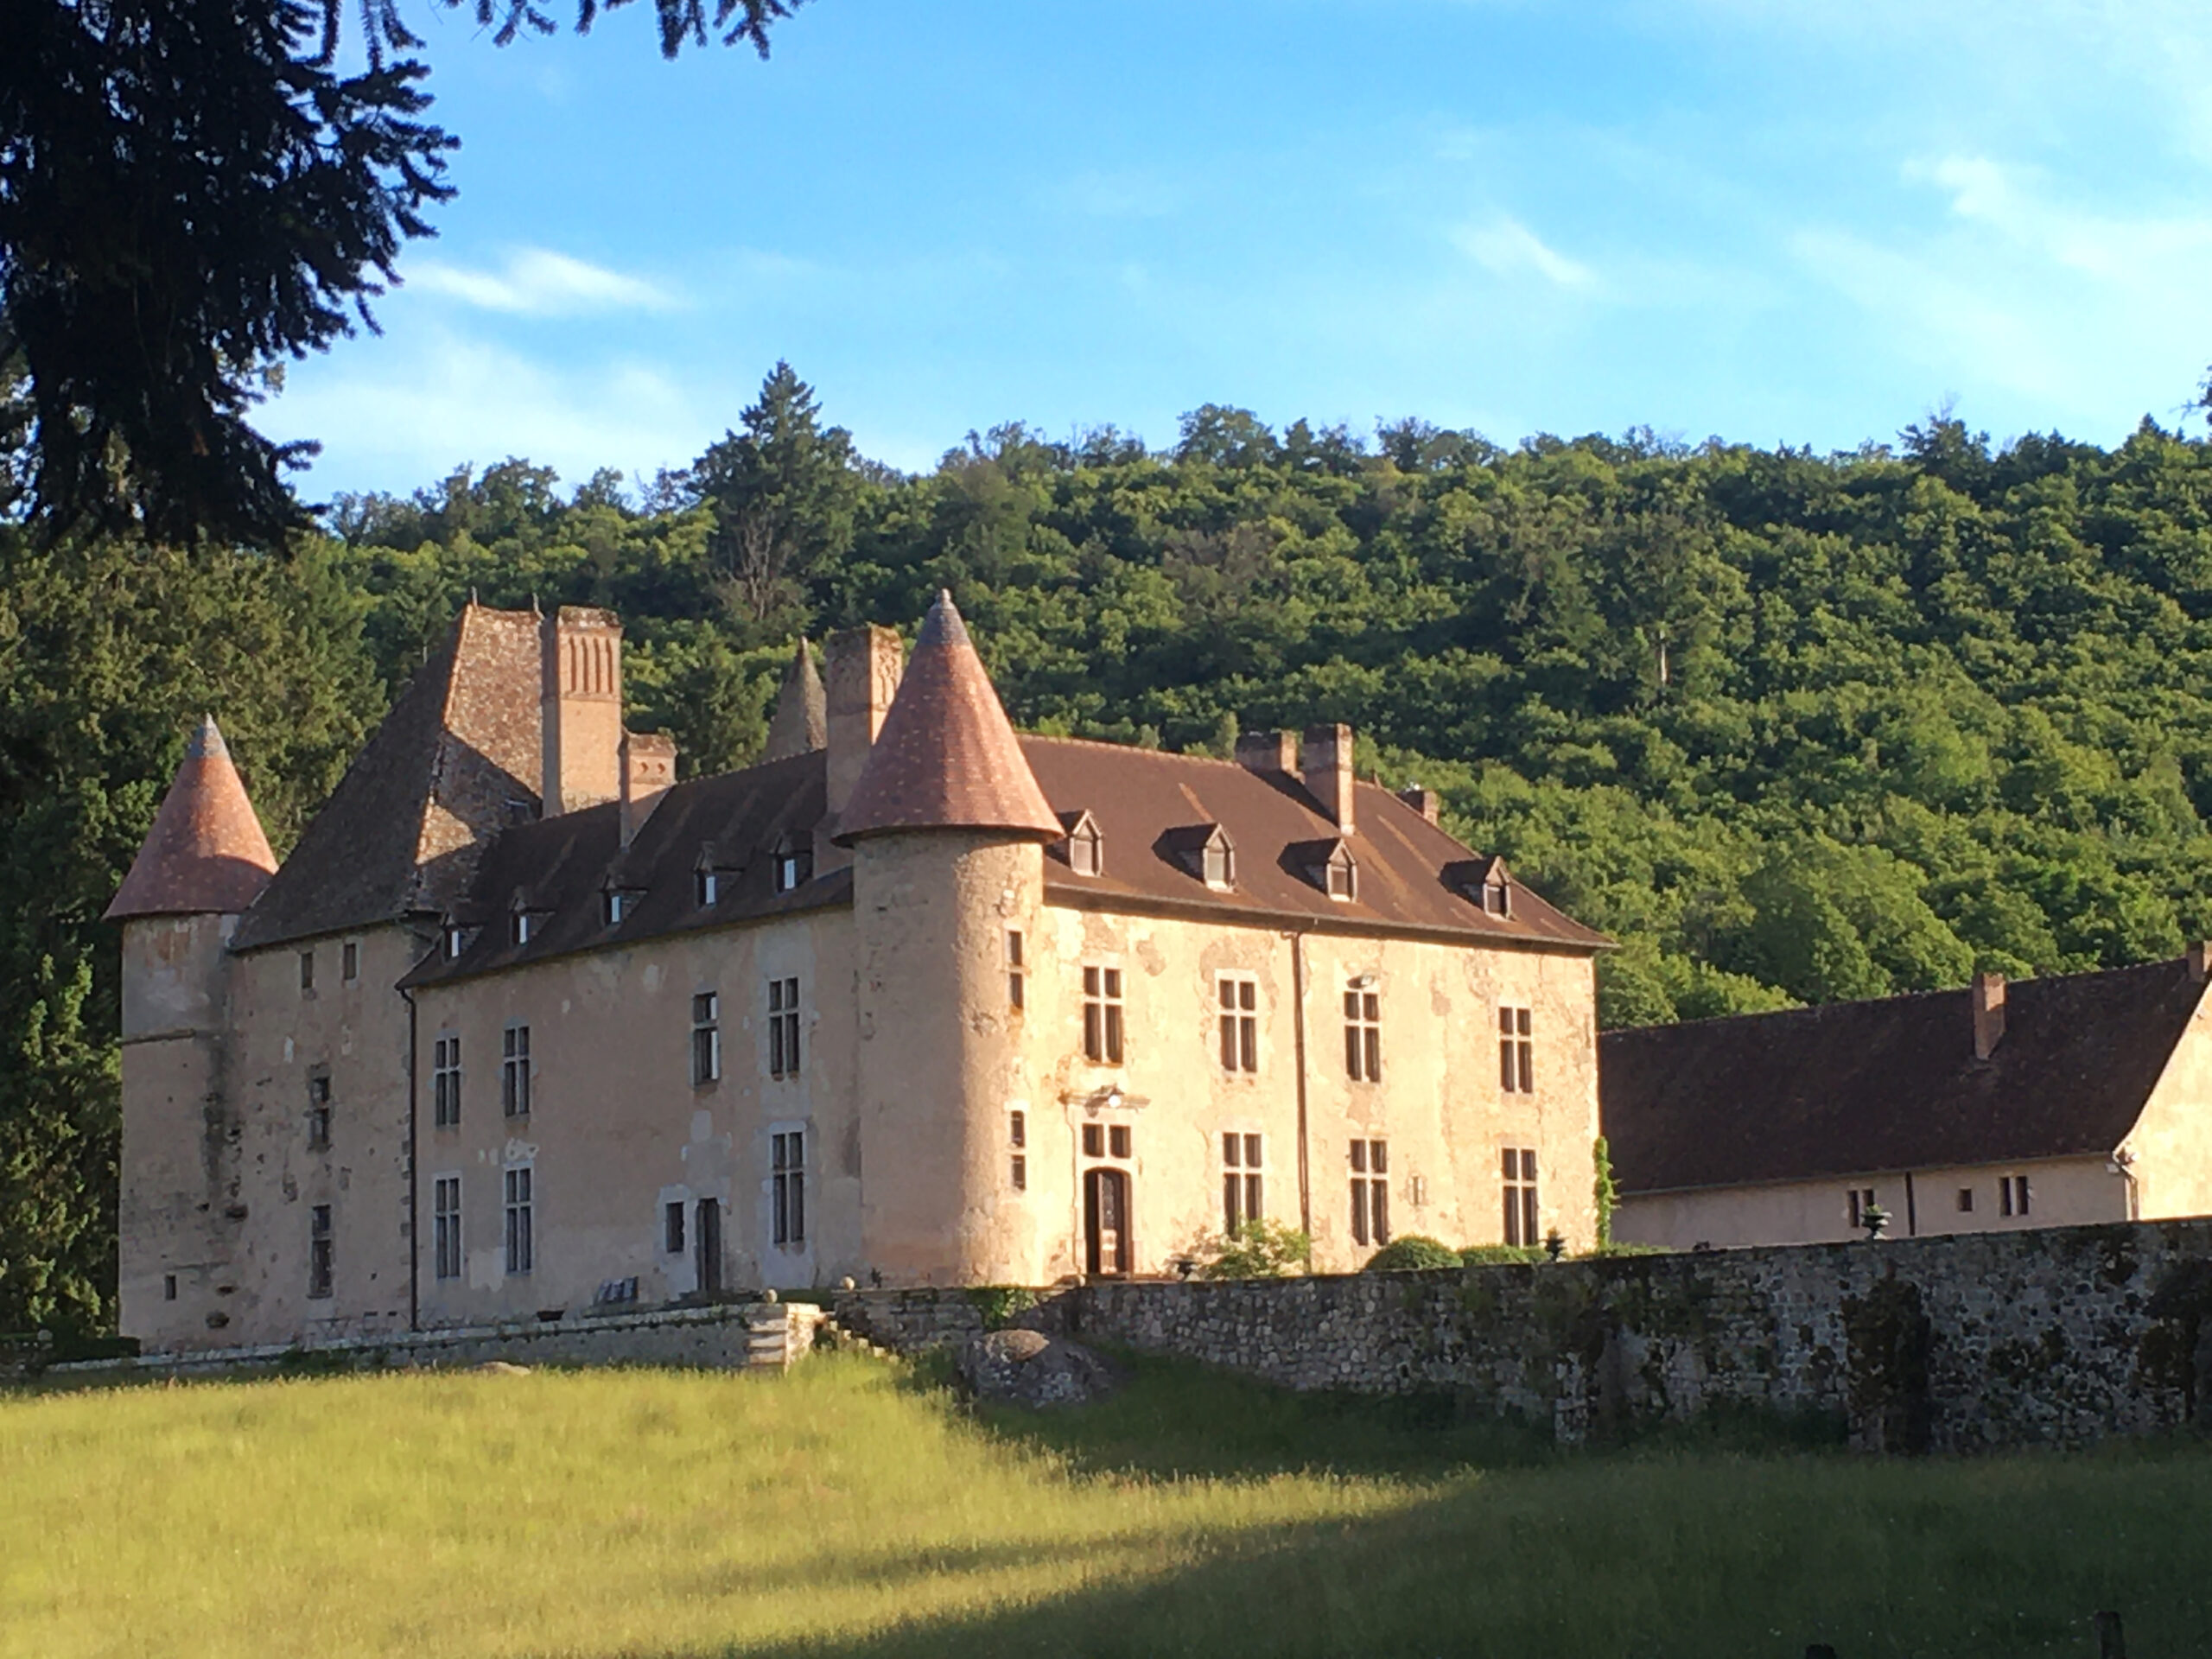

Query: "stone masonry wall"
<box><xmin>842</xmin><ymin>1219</ymin><xmax>2212</xmax><ymax>1452</ymax></box>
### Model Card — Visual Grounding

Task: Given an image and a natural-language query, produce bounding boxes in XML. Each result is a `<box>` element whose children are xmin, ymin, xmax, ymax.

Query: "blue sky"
<box><xmin>266</xmin><ymin>0</ymin><xmax>2212</xmax><ymax>498</ymax></box>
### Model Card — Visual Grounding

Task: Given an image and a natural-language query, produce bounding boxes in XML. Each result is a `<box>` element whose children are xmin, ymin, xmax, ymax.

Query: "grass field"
<box><xmin>5</xmin><ymin>1351</ymin><xmax>2212</xmax><ymax>1658</ymax></box>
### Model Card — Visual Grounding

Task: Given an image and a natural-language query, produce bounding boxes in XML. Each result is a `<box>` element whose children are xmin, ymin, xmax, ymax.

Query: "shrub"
<box><xmin>1459</xmin><ymin>1243</ymin><xmax>1546</xmax><ymax>1267</ymax></box>
<box><xmin>1201</xmin><ymin>1220</ymin><xmax>1312</xmax><ymax>1280</ymax></box>
<box><xmin>965</xmin><ymin>1287</ymin><xmax>1039</xmax><ymax>1330</ymax></box>
<box><xmin>1363</xmin><ymin>1236</ymin><xmax>1461</xmax><ymax>1273</ymax></box>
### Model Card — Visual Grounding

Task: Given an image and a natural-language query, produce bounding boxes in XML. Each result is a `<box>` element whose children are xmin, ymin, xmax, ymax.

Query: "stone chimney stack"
<box><xmin>1973</xmin><ymin>970</ymin><xmax>2007</xmax><ymax>1060</ymax></box>
<box><xmin>1398</xmin><ymin>785</ymin><xmax>1440</xmax><ymax>823</ymax></box>
<box><xmin>541</xmin><ymin>607</ymin><xmax>624</xmax><ymax>817</ymax></box>
<box><xmin>619</xmin><ymin>730</ymin><xmax>677</xmax><ymax>847</ymax></box>
<box><xmin>1234</xmin><ymin>730</ymin><xmax>1297</xmax><ymax>775</ymax></box>
<box><xmin>823</xmin><ymin>623</ymin><xmax>905</xmax><ymax>840</ymax></box>
<box><xmin>1302</xmin><ymin>723</ymin><xmax>1356</xmax><ymax>836</ymax></box>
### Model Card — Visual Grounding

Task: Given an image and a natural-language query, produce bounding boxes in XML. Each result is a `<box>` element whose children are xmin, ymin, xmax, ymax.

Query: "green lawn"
<box><xmin>3</xmin><ymin>1351</ymin><xmax>2209</xmax><ymax>1658</ymax></box>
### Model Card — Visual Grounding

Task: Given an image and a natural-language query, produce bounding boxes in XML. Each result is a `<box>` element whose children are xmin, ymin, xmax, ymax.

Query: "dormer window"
<box><xmin>511</xmin><ymin>910</ymin><xmax>536</xmax><ymax>946</ymax></box>
<box><xmin>770</xmin><ymin>837</ymin><xmax>813</xmax><ymax>895</ymax></box>
<box><xmin>1483</xmin><ymin>876</ymin><xmax>1510</xmax><ymax>917</ymax></box>
<box><xmin>1297</xmin><ymin>839</ymin><xmax>1358</xmax><ymax>902</ymax></box>
<box><xmin>695</xmin><ymin>861</ymin><xmax>721</xmax><ymax>909</ymax></box>
<box><xmin>1163</xmin><ymin>823</ymin><xmax>1236</xmax><ymax>890</ymax></box>
<box><xmin>444</xmin><ymin>924</ymin><xmax>480</xmax><ymax>960</ymax></box>
<box><xmin>1204</xmin><ymin>835</ymin><xmax>1234</xmax><ymax>889</ymax></box>
<box><xmin>602</xmin><ymin>887</ymin><xmax>640</xmax><ymax>926</ymax></box>
<box><xmin>1060</xmin><ymin>810</ymin><xmax>1104</xmax><ymax>877</ymax></box>
<box><xmin>1449</xmin><ymin>855</ymin><xmax>1515</xmax><ymax>918</ymax></box>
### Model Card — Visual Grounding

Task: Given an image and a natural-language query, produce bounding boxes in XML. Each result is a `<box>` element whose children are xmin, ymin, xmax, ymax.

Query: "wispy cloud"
<box><xmin>404</xmin><ymin>247</ymin><xmax>677</xmax><ymax>316</ymax></box>
<box><xmin>1450</xmin><ymin>217</ymin><xmax>1598</xmax><ymax>290</ymax></box>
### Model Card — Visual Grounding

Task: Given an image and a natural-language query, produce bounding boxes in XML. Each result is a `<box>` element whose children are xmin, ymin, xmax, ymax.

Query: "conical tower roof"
<box><xmin>763</xmin><ymin>636</ymin><xmax>827</xmax><ymax>761</ymax></box>
<box><xmin>833</xmin><ymin>593</ymin><xmax>1062</xmax><ymax>845</ymax></box>
<box><xmin>105</xmin><ymin>717</ymin><xmax>279</xmax><ymax>920</ymax></box>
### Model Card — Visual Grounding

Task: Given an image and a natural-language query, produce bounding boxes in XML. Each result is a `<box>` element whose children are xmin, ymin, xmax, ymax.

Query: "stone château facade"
<box><xmin>107</xmin><ymin>594</ymin><xmax>1607</xmax><ymax>1351</ymax></box>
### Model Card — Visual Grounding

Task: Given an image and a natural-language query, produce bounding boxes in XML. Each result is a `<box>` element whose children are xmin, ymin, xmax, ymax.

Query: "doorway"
<box><xmin>1084</xmin><ymin>1166</ymin><xmax>1132</xmax><ymax>1279</ymax></box>
<box><xmin>695</xmin><ymin>1197</ymin><xmax>722</xmax><ymax>1295</ymax></box>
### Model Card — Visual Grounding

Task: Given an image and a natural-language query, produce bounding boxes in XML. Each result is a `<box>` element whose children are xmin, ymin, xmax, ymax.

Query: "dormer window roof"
<box><xmin>507</xmin><ymin>893</ymin><xmax>549</xmax><ymax>946</ymax></box>
<box><xmin>443</xmin><ymin>919</ymin><xmax>482</xmax><ymax>960</ymax></box>
<box><xmin>1292</xmin><ymin>837</ymin><xmax>1359</xmax><ymax>902</ymax></box>
<box><xmin>1449</xmin><ymin>855</ymin><xmax>1514</xmax><ymax>918</ymax></box>
<box><xmin>601</xmin><ymin>882</ymin><xmax>644</xmax><ymax>926</ymax></box>
<box><xmin>769</xmin><ymin>834</ymin><xmax>813</xmax><ymax>895</ymax></box>
<box><xmin>1161</xmin><ymin>823</ymin><xmax>1236</xmax><ymax>891</ymax></box>
<box><xmin>693</xmin><ymin>850</ymin><xmax>723</xmax><ymax>909</ymax></box>
<box><xmin>1058</xmin><ymin>810</ymin><xmax>1104</xmax><ymax>877</ymax></box>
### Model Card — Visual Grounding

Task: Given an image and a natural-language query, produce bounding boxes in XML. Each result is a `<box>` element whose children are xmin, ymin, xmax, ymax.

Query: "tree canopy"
<box><xmin>0</xmin><ymin>0</ymin><xmax>804</xmax><ymax>550</ymax></box>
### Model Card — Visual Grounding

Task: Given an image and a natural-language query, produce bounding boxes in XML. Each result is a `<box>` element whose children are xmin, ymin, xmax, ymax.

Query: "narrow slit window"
<box><xmin>664</xmin><ymin>1199</ymin><xmax>686</xmax><ymax>1255</ymax></box>
<box><xmin>767</xmin><ymin>977</ymin><xmax>801</xmax><ymax>1079</ymax></box>
<box><xmin>1007</xmin><ymin>931</ymin><xmax>1025</xmax><ymax>1011</ymax></box>
<box><xmin>1083</xmin><ymin>966</ymin><xmax>1124</xmax><ymax>1064</ymax></box>
<box><xmin>1218</xmin><ymin>976</ymin><xmax>1258</xmax><ymax>1073</ymax></box>
<box><xmin>1502</xmin><ymin>1147</ymin><xmax>1539</xmax><ymax>1247</ymax></box>
<box><xmin>308</xmin><ymin>1205</ymin><xmax>334</xmax><ymax>1299</ymax></box>
<box><xmin>691</xmin><ymin>991</ymin><xmax>721</xmax><ymax>1085</ymax></box>
<box><xmin>298</xmin><ymin>950</ymin><xmax>315</xmax><ymax>992</ymax></box>
<box><xmin>1499</xmin><ymin>1007</ymin><xmax>1534</xmax><ymax>1094</ymax></box>
<box><xmin>341</xmin><ymin>940</ymin><xmax>359</xmax><ymax>982</ymax></box>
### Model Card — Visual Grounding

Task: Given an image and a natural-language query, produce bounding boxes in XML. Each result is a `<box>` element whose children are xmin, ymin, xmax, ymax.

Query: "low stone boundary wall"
<box><xmin>830</xmin><ymin>1287</ymin><xmax>988</xmax><ymax>1353</ymax></box>
<box><xmin>38</xmin><ymin>1300</ymin><xmax>825</xmax><ymax>1382</ymax></box>
<box><xmin>842</xmin><ymin>1220</ymin><xmax>2212</xmax><ymax>1452</ymax></box>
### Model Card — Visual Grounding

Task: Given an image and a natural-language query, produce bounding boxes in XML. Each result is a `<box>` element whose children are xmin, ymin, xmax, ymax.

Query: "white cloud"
<box><xmin>404</xmin><ymin>247</ymin><xmax>677</xmax><ymax>316</ymax></box>
<box><xmin>1450</xmin><ymin>217</ymin><xmax>1598</xmax><ymax>290</ymax></box>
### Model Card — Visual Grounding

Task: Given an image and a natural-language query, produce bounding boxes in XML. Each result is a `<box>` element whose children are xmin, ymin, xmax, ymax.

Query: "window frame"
<box><xmin>1217</xmin><ymin>974</ymin><xmax>1259</xmax><ymax>1074</ymax></box>
<box><xmin>691</xmin><ymin>990</ymin><xmax>721</xmax><ymax>1086</ymax></box>
<box><xmin>298</xmin><ymin>949</ymin><xmax>315</xmax><ymax>993</ymax></box>
<box><xmin>767</xmin><ymin>976</ymin><xmax>802</xmax><ymax>1079</ymax></box>
<box><xmin>501</xmin><ymin>1022</ymin><xmax>531</xmax><ymax>1118</ymax></box>
<box><xmin>306</xmin><ymin>1069</ymin><xmax>332</xmax><ymax>1150</ymax></box>
<box><xmin>1498</xmin><ymin>1005</ymin><xmax>1534</xmax><ymax>1094</ymax></box>
<box><xmin>771</xmin><ymin>1128</ymin><xmax>807</xmax><ymax>1249</ymax></box>
<box><xmin>504</xmin><ymin>1165</ymin><xmax>534</xmax><ymax>1275</ymax></box>
<box><xmin>432</xmin><ymin>1175</ymin><xmax>462</xmax><ymax>1281</ymax></box>
<box><xmin>1502</xmin><ymin>1147</ymin><xmax>1539</xmax><ymax>1248</ymax></box>
<box><xmin>1007</xmin><ymin>929</ymin><xmax>1026</xmax><ymax>1011</ymax></box>
<box><xmin>341</xmin><ymin>939</ymin><xmax>359</xmax><ymax>982</ymax></box>
<box><xmin>431</xmin><ymin>1033</ymin><xmax>461</xmax><ymax>1129</ymax></box>
<box><xmin>695</xmin><ymin>866</ymin><xmax>721</xmax><ymax>909</ymax></box>
<box><xmin>1082</xmin><ymin>964</ymin><xmax>1125</xmax><ymax>1065</ymax></box>
<box><xmin>664</xmin><ymin>1198</ymin><xmax>686</xmax><ymax>1255</ymax></box>
<box><xmin>1222</xmin><ymin>1131</ymin><xmax>1264</xmax><ymax>1231</ymax></box>
<box><xmin>1351</xmin><ymin>1138</ymin><xmax>1390</xmax><ymax>1247</ymax></box>
<box><xmin>1344</xmin><ymin>983</ymin><xmax>1382</xmax><ymax>1082</ymax></box>
<box><xmin>308</xmin><ymin>1204</ymin><xmax>334</xmax><ymax>1299</ymax></box>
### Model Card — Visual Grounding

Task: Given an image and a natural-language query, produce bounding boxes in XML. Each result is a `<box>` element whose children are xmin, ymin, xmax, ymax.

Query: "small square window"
<box><xmin>1109</xmin><ymin>1124</ymin><xmax>1131</xmax><ymax>1160</ymax></box>
<box><xmin>1082</xmin><ymin>1123</ymin><xmax>1104</xmax><ymax>1159</ymax></box>
<box><xmin>1957</xmin><ymin>1187</ymin><xmax>1974</xmax><ymax>1213</ymax></box>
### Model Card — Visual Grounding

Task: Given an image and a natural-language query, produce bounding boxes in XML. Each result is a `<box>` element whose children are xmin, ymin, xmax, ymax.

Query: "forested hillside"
<box><xmin>10</xmin><ymin>363</ymin><xmax>2212</xmax><ymax>1329</ymax></box>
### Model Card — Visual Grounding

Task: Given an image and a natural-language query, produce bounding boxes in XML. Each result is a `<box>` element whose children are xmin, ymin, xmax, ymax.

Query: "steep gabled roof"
<box><xmin>1601</xmin><ymin>958</ymin><xmax>2207</xmax><ymax>1194</ymax></box>
<box><xmin>105</xmin><ymin>717</ymin><xmax>278</xmax><ymax>920</ymax></box>
<box><xmin>231</xmin><ymin>605</ymin><xmax>542</xmax><ymax>951</ymax></box>
<box><xmin>832</xmin><ymin>592</ymin><xmax>1062</xmax><ymax>845</ymax></box>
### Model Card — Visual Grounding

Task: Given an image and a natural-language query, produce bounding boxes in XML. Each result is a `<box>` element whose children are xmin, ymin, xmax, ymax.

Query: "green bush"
<box><xmin>1459</xmin><ymin>1244</ymin><xmax>1547</xmax><ymax>1267</ymax></box>
<box><xmin>965</xmin><ymin>1286</ymin><xmax>1039</xmax><ymax>1330</ymax></box>
<box><xmin>1363</xmin><ymin>1236</ymin><xmax>1461</xmax><ymax>1273</ymax></box>
<box><xmin>1202</xmin><ymin>1220</ymin><xmax>1312</xmax><ymax>1280</ymax></box>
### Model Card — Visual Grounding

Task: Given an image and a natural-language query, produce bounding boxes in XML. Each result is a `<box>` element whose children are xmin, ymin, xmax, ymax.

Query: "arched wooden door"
<box><xmin>1084</xmin><ymin>1166</ymin><xmax>1132</xmax><ymax>1279</ymax></box>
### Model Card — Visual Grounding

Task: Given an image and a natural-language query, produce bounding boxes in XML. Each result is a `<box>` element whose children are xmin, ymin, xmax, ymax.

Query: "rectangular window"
<box><xmin>306</xmin><ymin>1071</ymin><xmax>332</xmax><ymax>1150</ymax></box>
<box><xmin>1847</xmin><ymin>1187</ymin><xmax>1878</xmax><ymax>1230</ymax></box>
<box><xmin>1109</xmin><ymin>1124</ymin><xmax>1132</xmax><ymax>1160</ymax></box>
<box><xmin>501</xmin><ymin>1024</ymin><xmax>531</xmax><ymax>1117</ymax></box>
<box><xmin>1010</xmin><ymin>1110</ymin><xmax>1027</xmax><ymax>1189</ymax></box>
<box><xmin>1218</xmin><ymin>976</ymin><xmax>1258</xmax><ymax>1073</ymax></box>
<box><xmin>1011</xmin><ymin>1154</ymin><xmax>1027</xmax><ymax>1191</ymax></box>
<box><xmin>1502</xmin><ymin>1147</ymin><xmax>1539</xmax><ymax>1247</ymax></box>
<box><xmin>692</xmin><ymin>991</ymin><xmax>721</xmax><ymax>1085</ymax></box>
<box><xmin>1957</xmin><ymin>1187</ymin><xmax>1975</xmax><ymax>1214</ymax></box>
<box><xmin>603</xmin><ymin>889</ymin><xmax>628</xmax><ymax>925</ymax></box>
<box><xmin>433</xmin><ymin>1176</ymin><xmax>461</xmax><ymax>1281</ymax></box>
<box><xmin>1223</xmin><ymin>1132</ymin><xmax>1263</xmax><ymax>1230</ymax></box>
<box><xmin>767</xmin><ymin>977</ymin><xmax>801</xmax><ymax>1078</ymax></box>
<box><xmin>664</xmin><ymin>1199</ymin><xmax>686</xmax><ymax>1255</ymax></box>
<box><xmin>298</xmin><ymin>950</ymin><xmax>315</xmax><ymax>992</ymax></box>
<box><xmin>308</xmin><ymin>1205</ymin><xmax>334</xmax><ymax>1299</ymax></box>
<box><xmin>1351</xmin><ymin>1139</ymin><xmax>1390</xmax><ymax>1247</ymax></box>
<box><xmin>512</xmin><ymin>911</ymin><xmax>535</xmax><ymax>946</ymax></box>
<box><xmin>1082</xmin><ymin>965</ymin><xmax>1125</xmax><ymax>1064</ymax></box>
<box><xmin>163</xmin><ymin>1274</ymin><xmax>177</xmax><ymax>1301</ymax></box>
<box><xmin>342</xmin><ymin>940</ymin><xmax>359</xmax><ymax>982</ymax></box>
<box><xmin>772</xmin><ymin>1130</ymin><xmax>806</xmax><ymax>1248</ymax></box>
<box><xmin>1499</xmin><ymin>1007</ymin><xmax>1534</xmax><ymax>1093</ymax></box>
<box><xmin>772</xmin><ymin>848</ymin><xmax>813</xmax><ymax>893</ymax></box>
<box><xmin>1344</xmin><ymin>986</ymin><xmax>1382</xmax><ymax>1082</ymax></box>
<box><xmin>696</xmin><ymin>868</ymin><xmax>720</xmax><ymax>908</ymax></box>
<box><xmin>504</xmin><ymin>1166</ymin><xmax>533</xmax><ymax>1274</ymax></box>
<box><xmin>1082</xmin><ymin>1122</ymin><xmax>1104</xmax><ymax>1159</ymax></box>
<box><xmin>2000</xmin><ymin>1174</ymin><xmax>2031</xmax><ymax>1217</ymax></box>
<box><xmin>1007</xmin><ymin>931</ymin><xmax>1025</xmax><ymax>1011</ymax></box>
<box><xmin>432</xmin><ymin>1035</ymin><xmax>461</xmax><ymax>1129</ymax></box>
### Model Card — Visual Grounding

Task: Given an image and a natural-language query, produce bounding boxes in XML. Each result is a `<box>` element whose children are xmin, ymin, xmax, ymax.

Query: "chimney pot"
<box><xmin>1398</xmin><ymin>785</ymin><xmax>1440</xmax><ymax>823</ymax></box>
<box><xmin>1972</xmin><ymin>969</ymin><xmax>2007</xmax><ymax>1060</ymax></box>
<box><xmin>1234</xmin><ymin>730</ymin><xmax>1297</xmax><ymax>774</ymax></box>
<box><xmin>1301</xmin><ymin>723</ymin><xmax>1356</xmax><ymax>836</ymax></box>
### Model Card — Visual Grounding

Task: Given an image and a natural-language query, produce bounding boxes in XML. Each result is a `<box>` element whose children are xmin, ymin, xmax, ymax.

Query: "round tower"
<box><xmin>104</xmin><ymin>716</ymin><xmax>278</xmax><ymax>1348</ymax></box>
<box><xmin>834</xmin><ymin>594</ymin><xmax>1062</xmax><ymax>1285</ymax></box>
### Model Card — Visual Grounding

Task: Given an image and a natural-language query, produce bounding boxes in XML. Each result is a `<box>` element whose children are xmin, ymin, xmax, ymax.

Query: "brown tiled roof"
<box><xmin>105</xmin><ymin>717</ymin><xmax>278</xmax><ymax>920</ymax></box>
<box><xmin>403</xmin><ymin>748</ymin><xmax>841</xmax><ymax>986</ymax></box>
<box><xmin>1020</xmin><ymin>736</ymin><xmax>1608</xmax><ymax>948</ymax></box>
<box><xmin>232</xmin><ymin>605</ymin><xmax>543</xmax><ymax>951</ymax></box>
<box><xmin>833</xmin><ymin>592</ymin><xmax>1063</xmax><ymax>845</ymax></box>
<box><xmin>763</xmin><ymin>638</ymin><xmax>827</xmax><ymax>761</ymax></box>
<box><xmin>1601</xmin><ymin>958</ymin><xmax>2205</xmax><ymax>1194</ymax></box>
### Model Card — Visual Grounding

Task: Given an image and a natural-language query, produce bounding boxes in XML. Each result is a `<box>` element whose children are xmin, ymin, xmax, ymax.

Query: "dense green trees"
<box><xmin>18</xmin><ymin>365</ymin><xmax>2212</xmax><ymax>1329</ymax></box>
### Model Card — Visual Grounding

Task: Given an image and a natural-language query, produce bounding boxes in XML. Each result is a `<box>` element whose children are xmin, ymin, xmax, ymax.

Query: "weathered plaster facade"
<box><xmin>112</xmin><ymin>597</ymin><xmax>1608</xmax><ymax>1351</ymax></box>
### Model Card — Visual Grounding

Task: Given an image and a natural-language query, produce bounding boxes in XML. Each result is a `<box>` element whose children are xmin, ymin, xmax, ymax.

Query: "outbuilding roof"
<box><xmin>1601</xmin><ymin>957</ymin><xmax>2208</xmax><ymax>1194</ymax></box>
<box><xmin>105</xmin><ymin>717</ymin><xmax>279</xmax><ymax>920</ymax></box>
